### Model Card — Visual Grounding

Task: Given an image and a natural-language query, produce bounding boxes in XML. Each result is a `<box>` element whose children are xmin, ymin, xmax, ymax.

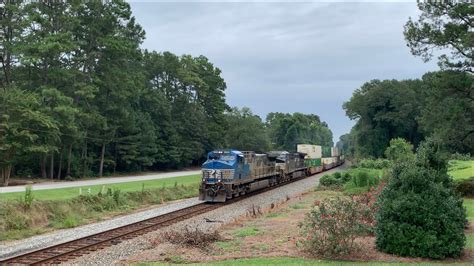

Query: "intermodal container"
<box><xmin>331</xmin><ymin>147</ymin><xmax>339</xmax><ymax>157</ymax></box>
<box><xmin>297</xmin><ymin>144</ymin><xmax>322</xmax><ymax>159</ymax></box>
<box><xmin>304</xmin><ymin>158</ymin><xmax>322</xmax><ymax>167</ymax></box>
<box><xmin>322</xmin><ymin>146</ymin><xmax>332</xmax><ymax>158</ymax></box>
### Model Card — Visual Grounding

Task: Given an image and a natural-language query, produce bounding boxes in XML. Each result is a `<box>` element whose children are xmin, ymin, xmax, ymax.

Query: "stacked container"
<box><xmin>322</xmin><ymin>146</ymin><xmax>332</xmax><ymax>158</ymax></box>
<box><xmin>297</xmin><ymin>144</ymin><xmax>323</xmax><ymax>175</ymax></box>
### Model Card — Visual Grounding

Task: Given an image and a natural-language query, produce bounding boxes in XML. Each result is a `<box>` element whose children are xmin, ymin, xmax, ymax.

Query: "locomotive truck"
<box><xmin>199</xmin><ymin>144</ymin><xmax>344</xmax><ymax>202</ymax></box>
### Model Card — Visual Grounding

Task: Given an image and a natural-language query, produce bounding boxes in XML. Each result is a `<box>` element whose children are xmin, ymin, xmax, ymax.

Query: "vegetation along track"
<box><xmin>0</xmin><ymin>166</ymin><xmax>341</xmax><ymax>265</ymax></box>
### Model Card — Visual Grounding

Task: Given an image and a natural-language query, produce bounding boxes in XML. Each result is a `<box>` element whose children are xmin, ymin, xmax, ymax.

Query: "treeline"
<box><xmin>0</xmin><ymin>1</ymin><xmax>333</xmax><ymax>185</ymax></box>
<box><xmin>338</xmin><ymin>2</ymin><xmax>473</xmax><ymax>158</ymax></box>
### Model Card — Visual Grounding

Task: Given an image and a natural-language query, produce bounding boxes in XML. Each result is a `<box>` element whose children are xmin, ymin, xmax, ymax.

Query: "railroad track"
<box><xmin>0</xmin><ymin>165</ymin><xmax>343</xmax><ymax>265</ymax></box>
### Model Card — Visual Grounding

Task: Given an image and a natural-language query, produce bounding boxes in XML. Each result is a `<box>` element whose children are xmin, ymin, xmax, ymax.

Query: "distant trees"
<box><xmin>0</xmin><ymin>1</ymin><xmax>334</xmax><ymax>185</ymax></box>
<box><xmin>224</xmin><ymin>107</ymin><xmax>271</xmax><ymax>152</ymax></box>
<box><xmin>0</xmin><ymin>1</ymin><xmax>230</xmax><ymax>184</ymax></box>
<box><xmin>342</xmin><ymin>79</ymin><xmax>424</xmax><ymax>158</ymax></box>
<box><xmin>266</xmin><ymin>112</ymin><xmax>333</xmax><ymax>151</ymax></box>
<box><xmin>342</xmin><ymin>1</ymin><xmax>473</xmax><ymax>158</ymax></box>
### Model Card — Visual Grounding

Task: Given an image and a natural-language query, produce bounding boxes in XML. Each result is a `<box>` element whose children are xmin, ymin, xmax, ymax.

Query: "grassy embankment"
<box><xmin>0</xmin><ymin>174</ymin><xmax>200</xmax><ymax>240</ymax></box>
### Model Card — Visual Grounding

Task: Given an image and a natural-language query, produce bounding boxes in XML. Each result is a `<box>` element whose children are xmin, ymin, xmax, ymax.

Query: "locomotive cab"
<box><xmin>199</xmin><ymin>150</ymin><xmax>249</xmax><ymax>202</ymax></box>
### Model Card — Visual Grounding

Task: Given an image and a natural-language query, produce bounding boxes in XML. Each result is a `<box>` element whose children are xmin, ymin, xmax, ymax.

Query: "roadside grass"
<box><xmin>448</xmin><ymin>160</ymin><xmax>474</xmax><ymax>181</ymax></box>
<box><xmin>0</xmin><ymin>183</ymin><xmax>199</xmax><ymax>241</ymax></box>
<box><xmin>0</xmin><ymin>174</ymin><xmax>200</xmax><ymax>201</ymax></box>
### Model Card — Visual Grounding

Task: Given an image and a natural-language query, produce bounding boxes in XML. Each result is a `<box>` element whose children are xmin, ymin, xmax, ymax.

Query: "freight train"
<box><xmin>198</xmin><ymin>144</ymin><xmax>344</xmax><ymax>202</ymax></box>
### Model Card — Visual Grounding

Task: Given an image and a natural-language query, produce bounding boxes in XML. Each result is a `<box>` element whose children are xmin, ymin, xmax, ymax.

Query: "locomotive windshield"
<box><xmin>208</xmin><ymin>152</ymin><xmax>236</xmax><ymax>162</ymax></box>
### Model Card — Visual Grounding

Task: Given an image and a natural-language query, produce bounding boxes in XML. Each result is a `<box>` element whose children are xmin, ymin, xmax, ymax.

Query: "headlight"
<box><xmin>218</xmin><ymin>179</ymin><xmax>222</xmax><ymax>182</ymax></box>
<box><xmin>202</xmin><ymin>178</ymin><xmax>205</xmax><ymax>182</ymax></box>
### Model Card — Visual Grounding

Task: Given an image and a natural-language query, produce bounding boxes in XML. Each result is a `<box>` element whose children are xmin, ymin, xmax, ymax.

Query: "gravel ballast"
<box><xmin>70</xmin><ymin>166</ymin><xmax>347</xmax><ymax>265</ymax></box>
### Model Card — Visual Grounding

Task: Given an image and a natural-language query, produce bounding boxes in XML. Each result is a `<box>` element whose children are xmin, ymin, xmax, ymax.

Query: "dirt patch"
<box><xmin>123</xmin><ymin>190</ymin><xmax>474</xmax><ymax>264</ymax></box>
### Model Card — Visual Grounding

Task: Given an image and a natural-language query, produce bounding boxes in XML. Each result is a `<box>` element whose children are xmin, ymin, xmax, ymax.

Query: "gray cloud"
<box><xmin>130</xmin><ymin>1</ymin><xmax>438</xmax><ymax>144</ymax></box>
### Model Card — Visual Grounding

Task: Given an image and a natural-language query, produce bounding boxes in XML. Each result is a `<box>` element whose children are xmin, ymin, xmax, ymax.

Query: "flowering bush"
<box><xmin>300</xmin><ymin>197</ymin><xmax>372</xmax><ymax>257</ymax></box>
<box><xmin>351</xmin><ymin>181</ymin><xmax>386</xmax><ymax>231</ymax></box>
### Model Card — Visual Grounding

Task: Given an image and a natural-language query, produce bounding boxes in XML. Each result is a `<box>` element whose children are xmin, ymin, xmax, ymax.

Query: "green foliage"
<box><xmin>404</xmin><ymin>2</ymin><xmax>473</xmax><ymax>72</ymax></box>
<box><xmin>224</xmin><ymin>107</ymin><xmax>271</xmax><ymax>152</ymax></box>
<box><xmin>319</xmin><ymin>174</ymin><xmax>343</xmax><ymax>188</ymax></box>
<box><xmin>343</xmin><ymin>79</ymin><xmax>424</xmax><ymax>158</ymax></box>
<box><xmin>418</xmin><ymin>71</ymin><xmax>474</xmax><ymax>154</ymax></box>
<box><xmin>375</xmin><ymin>140</ymin><xmax>467</xmax><ymax>259</ymax></box>
<box><xmin>356</xmin><ymin>159</ymin><xmax>391</xmax><ymax>169</ymax></box>
<box><xmin>23</xmin><ymin>185</ymin><xmax>34</xmax><ymax>209</ymax></box>
<box><xmin>384</xmin><ymin>138</ymin><xmax>414</xmax><ymax>162</ymax></box>
<box><xmin>266</xmin><ymin>112</ymin><xmax>333</xmax><ymax>151</ymax></box>
<box><xmin>300</xmin><ymin>197</ymin><xmax>371</xmax><ymax>257</ymax></box>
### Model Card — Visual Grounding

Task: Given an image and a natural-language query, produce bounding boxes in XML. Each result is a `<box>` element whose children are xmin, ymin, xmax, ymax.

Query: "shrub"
<box><xmin>357</xmin><ymin>158</ymin><xmax>391</xmax><ymax>169</ymax></box>
<box><xmin>450</xmin><ymin>153</ymin><xmax>472</xmax><ymax>161</ymax></box>
<box><xmin>320</xmin><ymin>175</ymin><xmax>342</xmax><ymax>187</ymax></box>
<box><xmin>384</xmin><ymin>138</ymin><xmax>414</xmax><ymax>162</ymax></box>
<box><xmin>300</xmin><ymin>197</ymin><xmax>371</xmax><ymax>257</ymax></box>
<box><xmin>375</xmin><ymin>139</ymin><xmax>466</xmax><ymax>259</ymax></box>
<box><xmin>455</xmin><ymin>177</ymin><xmax>474</xmax><ymax>197</ymax></box>
<box><xmin>342</xmin><ymin>172</ymin><xmax>352</xmax><ymax>182</ymax></box>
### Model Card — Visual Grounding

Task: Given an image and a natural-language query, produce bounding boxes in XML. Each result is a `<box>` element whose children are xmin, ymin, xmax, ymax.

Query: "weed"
<box><xmin>246</xmin><ymin>204</ymin><xmax>262</xmax><ymax>218</ymax></box>
<box><xmin>23</xmin><ymin>185</ymin><xmax>34</xmax><ymax>209</ymax></box>
<box><xmin>234</xmin><ymin>226</ymin><xmax>261</xmax><ymax>237</ymax></box>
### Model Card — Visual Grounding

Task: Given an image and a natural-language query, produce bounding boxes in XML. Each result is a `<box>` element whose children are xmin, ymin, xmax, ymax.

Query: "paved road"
<box><xmin>0</xmin><ymin>170</ymin><xmax>201</xmax><ymax>194</ymax></box>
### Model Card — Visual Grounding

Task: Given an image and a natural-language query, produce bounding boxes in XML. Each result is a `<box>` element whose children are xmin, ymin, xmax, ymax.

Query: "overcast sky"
<box><xmin>129</xmin><ymin>1</ymin><xmax>439</xmax><ymax>144</ymax></box>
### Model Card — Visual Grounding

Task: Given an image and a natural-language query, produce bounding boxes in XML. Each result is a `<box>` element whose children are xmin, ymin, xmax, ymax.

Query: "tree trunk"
<box><xmin>49</xmin><ymin>152</ymin><xmax>54</xmax><ymax>179</ymax></box>
<box><xmin>82</xmin><ymin>140</ymin><xmax>88</xmax><ymax>178</ymax></box>
<box><xmin>1</xmin><ymin>165</ymin><xmax>12</xmax><ymax>186</ymax></box>
<box><xmin>41</xmin><ymin>155</ymin><xmax>47</xmax><ymax>178</ymax></box>
<box><xmin>99</xmin><ymin>143</ymin><xmax>106</xmax><ymax>177</ymax></box>
<box><xmin>57</xmin><ymin>147</ymin><xmax>63</xmax><ymax>180</ymax></box>
<box><xmin>66</xmin><ymin>143</ymin><xmax>72</xmax><ymax>177</ymax></box>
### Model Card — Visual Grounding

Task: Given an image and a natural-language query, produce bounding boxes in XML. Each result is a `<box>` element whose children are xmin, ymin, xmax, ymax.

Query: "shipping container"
<box><xmin>322</xmin><ymin>146</ymin><xmax>332</xmax><ymax>157</ymax></box>
<box><xmin>331</xmin><ymin>147</ymin><xmax>339</xmax><ymax>157</ymax></box>
<box><xmin>304</xmin><ymin>158</ymin><xmax>322</xmax><ymax>167</ymax></box>
<box><xmin>297</xmin><ymin>144</ymin><xmax>322</xmax><ymax>159</ymax></box>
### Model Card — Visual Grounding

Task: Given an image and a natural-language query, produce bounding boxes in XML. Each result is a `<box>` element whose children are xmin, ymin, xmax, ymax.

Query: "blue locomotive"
<box><xmin>199</xmin><ymin>149</ymin><xmax>306</xmax><ymax>202</ymax></box>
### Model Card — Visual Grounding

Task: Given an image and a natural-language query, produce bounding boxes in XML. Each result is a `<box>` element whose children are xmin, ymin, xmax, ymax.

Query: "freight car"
<box><xmin>199</xmin><ymin>145</ymin><xmax>344</xmax><ymax>202</ymax></box>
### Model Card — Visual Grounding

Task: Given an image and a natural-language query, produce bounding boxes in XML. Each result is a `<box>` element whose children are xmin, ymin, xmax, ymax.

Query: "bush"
<box><xmin>300</xmin><ymin>197</ymin><xmax>371</xmax><ymax>257</ymax></box>
<box><xmin>342</xmin><ymin>172</ymin><xmax>352</xmax><ymax>182</ymax></box>
<box><xmin>357</xmin><ymin>158</ymin><xmax>391</xmax><ymax>169</ymax></box>
<box><xmin>450</xmin><ymin>153</ymin><xmax>472</xmax><ymax>161</ymax></box>
<box><xmin>375</xmin><ymin>140</ymin><xmax>466</xmax><ymax>259</ymax></box>
<box><xmin>455</xmin><ymin>177</ymin><xmax>474</xmax><ymax>197</ymax></box>
<box><xmin>320</xmin><ymin>175</ymin><xmax>344</xmax><ymax>187</ymax></box>
<box><xmin>384</xmin><ymin>138</ymin><xmax>414</xmax><ymax>162</ymax></box>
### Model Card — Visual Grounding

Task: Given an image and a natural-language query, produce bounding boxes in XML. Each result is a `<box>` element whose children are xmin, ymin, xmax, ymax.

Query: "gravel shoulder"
<box><xmin>0</xmin><ymin>198</ymin><xmax>201</xmax><ymax>259</ymax></box>
<box><xmin>69</xmin><ymin>165</ymin><xmax>348</xmax><ymax>265</ymax></box>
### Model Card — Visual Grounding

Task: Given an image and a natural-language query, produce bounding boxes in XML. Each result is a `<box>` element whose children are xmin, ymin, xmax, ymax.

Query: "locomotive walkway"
<box><xmin>0</xmin><ymin>169</ymin><xmax>201</xmax><ymax>194</ymax></box>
